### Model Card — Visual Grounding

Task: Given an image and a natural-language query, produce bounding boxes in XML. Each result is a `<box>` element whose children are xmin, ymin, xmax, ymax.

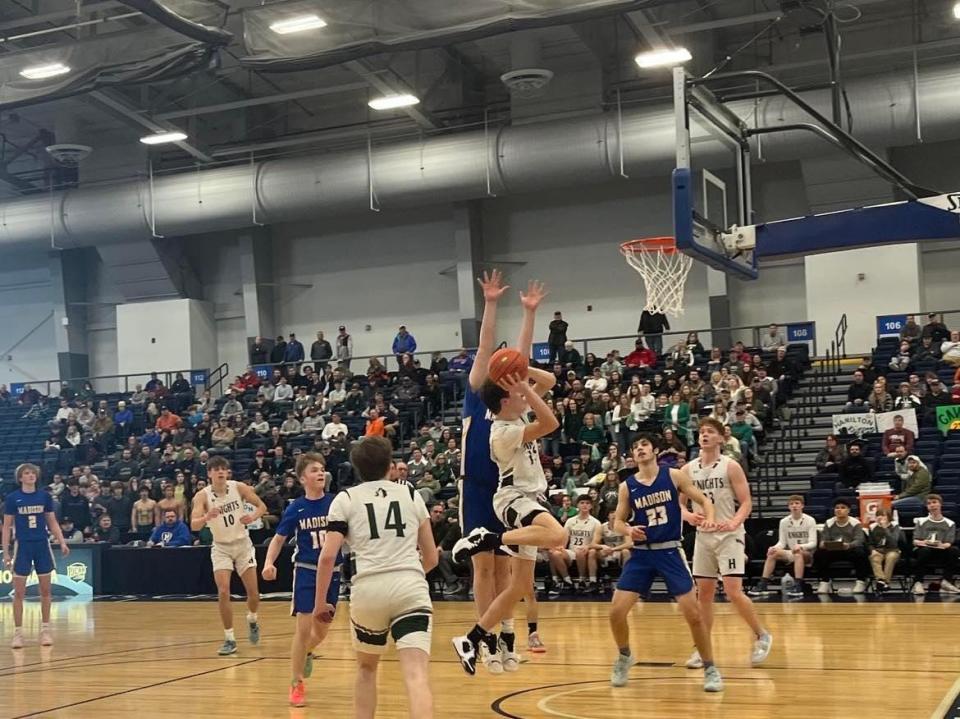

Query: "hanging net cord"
<box><xmin>621</xmin><ymin>242</ymin><xmax>693</xmax><ymax>317</ymax></box>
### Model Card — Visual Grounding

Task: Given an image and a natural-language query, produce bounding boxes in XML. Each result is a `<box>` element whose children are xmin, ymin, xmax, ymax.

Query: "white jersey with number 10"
<box><xmin>204</xmin><ymin>480</ymin><xmax>249</xmax><ymax>545</ymax></box>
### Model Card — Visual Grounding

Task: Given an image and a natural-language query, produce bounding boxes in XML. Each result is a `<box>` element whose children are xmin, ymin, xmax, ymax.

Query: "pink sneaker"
<box><xmin>289</xmin><ymin>681</ymin><xmax>306</xmax><ymax>707</ymax></box>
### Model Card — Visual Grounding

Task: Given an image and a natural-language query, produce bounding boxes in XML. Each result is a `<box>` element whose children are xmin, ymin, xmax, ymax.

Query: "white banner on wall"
<box><xmin>831</xmin><ymin>408</ymin><xmax>918</xmax><ymax>438</ymax></box>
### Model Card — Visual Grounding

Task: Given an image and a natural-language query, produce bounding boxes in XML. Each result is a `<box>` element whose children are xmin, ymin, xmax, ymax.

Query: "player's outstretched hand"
<box><xmin>1</xmin><ymin>555</ymin><xmax>10</xmax><ymax>570</ymax></box>
<box><xmin>520</xmin><ymin>279</ymin><xmax>548</xmax><ymax>311</ymax></box>
<box><xmin>60</xmin><ymin>542</ymin><xmax>70</xmax><ymax>558</ymax></box>
<box><xmin>261</xmin><ymin>564</ymin><xmax>277</xmax><ymax>581</ymax></box>
<box><xmin>683</xmin><ymin>510</ymin><xmax>706</xmax><ymax>527</ymax></box>
<box><xmin>239</xmin><ymin>514</ymin><xmax>255</xmax><ymax>526</ymax></box>
<box><xmin>477</xmin><ymin>269</ymin><xmax>509</xmax><ymax>302</ymax></box>
<box><xmin>629</xmin><ymin>526</ymin><xmax>647</xmax><ymax>542</ymax></box>
<box><xmin>699</xmin><ymin>520</ymin><xmax>719</xmax><ymax>533</ymax></box>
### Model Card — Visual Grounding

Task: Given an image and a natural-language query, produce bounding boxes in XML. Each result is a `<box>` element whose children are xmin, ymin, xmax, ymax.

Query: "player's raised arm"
<box><xmin>673</xmin><ymin>468</ymin><xmax>716</xmax><ymax>529</ymax></box>
<box><xmin>516</xmin><ymin>279</ymin><xmax>548</xmax><ymax>359</ymax></box>
<box><xmin>526</xmin><ymin>366</ymin><xmax>557</xmax><ymax>398</ymax></box>
<box><xmin>469</xmin><ymin>269</ymin><xmax>510</xmax><ymax>391</ymax></box>
<box><xmin>236</xmin><ymin>483</ymin><xmax>267</xmax><ymax>524</ymax></box>
<box><xmin>501</xmin><ymin>374</ymin><xmax>559</xmax><ymax>443</ymax></box>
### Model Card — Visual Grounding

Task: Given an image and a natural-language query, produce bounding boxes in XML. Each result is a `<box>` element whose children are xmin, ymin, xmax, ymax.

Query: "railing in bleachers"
<box><xmin>10</xmin><ymin>364</ymin><xmax>230</xmax><ymax>402</ymax></box>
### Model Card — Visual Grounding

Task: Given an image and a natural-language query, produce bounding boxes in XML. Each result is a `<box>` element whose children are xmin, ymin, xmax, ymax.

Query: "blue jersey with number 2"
<box><xmin>625</xmin><ymin>466</ymin><xmax>681</xmax><ymax>546</ymax></box>
<box><xmin>4</xmin><ymin>490</ymin><xmax>52</xmax><ymax>542</ymax></box>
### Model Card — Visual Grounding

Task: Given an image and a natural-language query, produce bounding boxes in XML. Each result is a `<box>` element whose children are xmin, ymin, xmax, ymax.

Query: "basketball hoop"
<box><xmin>620</xmin><ymin>237</ymin><xmax>693</xmax><ymax>317</ymax></box>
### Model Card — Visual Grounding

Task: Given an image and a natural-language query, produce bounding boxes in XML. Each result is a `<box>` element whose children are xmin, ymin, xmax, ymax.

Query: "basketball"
<box><xmin>488</xmin><ymin>347</ymin><xmax>528</xmax><ymax>384</ymax></box>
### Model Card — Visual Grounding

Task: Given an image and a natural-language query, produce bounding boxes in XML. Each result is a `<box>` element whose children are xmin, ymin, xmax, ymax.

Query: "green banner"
<box><xmin>936</xmin><ymin>405</ymin><xmax>960</xmax><ymax>434</ymax></box>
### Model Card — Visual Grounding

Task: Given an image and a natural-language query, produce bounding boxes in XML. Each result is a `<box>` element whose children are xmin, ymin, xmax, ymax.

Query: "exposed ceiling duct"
<box><xmin>0</xmin><ymin>64</ymin><xmax>957</xmax><ymax>251</ymax></box>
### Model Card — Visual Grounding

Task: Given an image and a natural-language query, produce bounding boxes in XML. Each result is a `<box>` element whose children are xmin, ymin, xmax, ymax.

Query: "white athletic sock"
<box><xmin>247</xmin><ymin>612</ymin><xmax>258</xmax><ymax>623</ymax></box>
<box><xmin>224</xmin><ymin>628</ymin><xmax>236</xmax><ymax>641</ymax></box>
<box><xmin>13</xmin><ymin>627</ymin><xmax>23</xmax><ymax>635</ymax></box>
<box><xmin>589</xmin><ymin>576</ymin><xmax>597</xmax><ymax>583</ymax></box>
<box><xmin>40</xmin><ymin>623</ymin><xmax>50</xmax><ymax>631</ymax></box>
<box><xmin>500</xmin><ymin>619</ymin><xmax>515</xmax><ymax>634</ymax></box>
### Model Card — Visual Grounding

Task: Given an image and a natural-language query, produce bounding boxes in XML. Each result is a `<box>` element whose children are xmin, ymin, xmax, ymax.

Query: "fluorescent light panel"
<box><xmin>139</xmin><ymin>131</ymin><xmax>188</xmax><ymax>145</ymax></box>
<box><xmin>954</xmin><ymin>2</ymin><xmax>960</xmax><ymax>19</ymax></box>
<box><xmin>368</xmin><ymin>94</ymin><xmax>420</xmax><ymax>110</ymax></box>
<box><xmin>19</xmin><ymin>62</ymin><xmax>71</xmax><ymax>80</ymax></box>
<box><xmin>634</xmin><ymin>47</ymin><xmax>692</xmax><ymax>69</ymax></box>
<box><xmin>269</xmin><ymin>14</ymin><xmax>327</xmax><ymax>34</ymax></box>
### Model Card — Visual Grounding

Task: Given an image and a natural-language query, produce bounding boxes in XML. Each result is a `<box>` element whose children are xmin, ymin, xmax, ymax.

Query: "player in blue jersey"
<box><xmin>2</xmin><ymin>463</ymin><xmax>70</xmax><ymax>649</ymax></box>
<box><xmin>262</xmin><ymin>452</ymin><xmax>341</xmax><ymax>707</ymax></box>
<box><xmin>607</xmin><ymin>434</ymin><xmax>725</xmax><ymax>693</ymax></box>
<box><xmin>460</xmin><ymin>269</ymin><xmax>550</xmax><ymax>668</ymax></box>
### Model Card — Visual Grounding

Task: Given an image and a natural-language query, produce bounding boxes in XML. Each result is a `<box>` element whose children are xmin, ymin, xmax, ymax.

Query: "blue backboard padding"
<box><xmin>756</xmin><ymin>200</ymin><xmax>960</xmax><ymax>257</ymax></box>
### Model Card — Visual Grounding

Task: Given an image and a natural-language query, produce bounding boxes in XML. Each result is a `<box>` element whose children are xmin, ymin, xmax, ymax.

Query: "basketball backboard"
<box><xmin>672</xmin><ymin>67</ymin><xmax>758</xmax><ymax>280</ymax></box>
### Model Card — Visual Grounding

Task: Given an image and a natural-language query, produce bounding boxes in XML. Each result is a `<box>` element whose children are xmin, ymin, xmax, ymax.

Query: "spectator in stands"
<box><xmin>914</xmin><ymin>336</ymin><xmax>941</xmax><ymax>363</ymax></box>
<box><xmin>131</xmin><ymin>487</ymin><xmax>156</xmax><ymax>535</ymax></box>
<box><xmin>102</xmin><ymin>483</ymin><xmax>132</xmax><ymax>534</ymax></box>
<box><xmin>891</xmin><ymin>444</ymin><xmax>911</xmax><ymax>482</ymax></box>
<box><xmin>280</xmin><ymin>412</ymin><xmax>302</xmax><ymax>437</ymax></box>
<box><xmin>577</xmin><ymin>413</ymin><xmax>605</xmax><ymax>461</ymax></box>
<box><xmin>815</xmin><ymin>498</ymin><xmax>869</xmax><ymax>594</ymax></box>
<box><xmin>211</xmin><ymin>419</ymin><xmax>236</xmax><ymax>449</ymax></box>
<box><xmin>559</xmin><ymin>341</ymin><xmax>582</xmax><ymax>372</ymax></box>
<box><xmin>391</xmin><ymin>325</ymin><xmax>417</xmax><ymax>365</ymax></box>
<box><xmin>302</xmin><ymin>408</ymin><xmax>323</xmax><ymax>434</ymax></box>
<box><xmin>844</xmin><ymin>370</ymin><xmax>870</xmax><ymax>411</ymax></box>
<box><xmin>892</xmin><ymin>455</ymin><xmax>932</xmax><ymax>512</ymax></box>
<box><xmin>868</xmin><ymin>507</ymin><xmax>902</xmax><ymax>594</ymax></box>
<box><xmin>310</xmin><ymin>331</ymin><xmax>333</xmax><ymax>372</ymax></box>
<box><xmin>911</xmin><ymin>494</ymin><xmax>960</xmax><ymax>594</ymax></box>
<box><xmin>320</xmin><ymin>413</ymin><xmax>348</xmax><ymax>442</ymax></box>
<box><xmin>900</xmin><ymin>316</ymin><xmax>922</xmax><ymax>344</ymax></box>
<box><xmin>156</xmin><ymin>407</ymin><xmax>182</xmax><ymax>434</ymax></box>
<box><xmin>273</xmin><ymin>377</ymin><xmax>294</xmax><ymax>403</ymax></box>
<box><xmin>730</xmin><ymin>408</ymin><xmax>757</xmax><ymax>463</ymax></box>
<box><xmin>600</xmin><ymin>352</ymin><xmax>623</xmax><ymax>378</ymax></box>
<box><xmin>624</xmin><ymin>339</ymin><xmax>656</xmax><ymax>370</ymax></box>
<box><xmin>894</xmin><ymin>382</ymin><xmax>922</xmax><ymax>414</ymax></box>
<box><xmin>284</xmin><ymin>333</ymin><xmax>305</xmax><ymax>365</ymax></box>
<box><xmin>363</xmin><ymin>408</ymin><xmax>387</xmax><ymax>439</ymax></box>
<box><xmin>334</xmin><ymin>325</ymin><xmax>353</xmax><ymax>369</ymax></box>
<box><xmin>250</xmin><ymin>336</ymin><xmax>269</xmax><ymax>365</ymax></box>
<box><xmin>836</xmin><ymin>440</ymin><xmax>873</xmax><ymax>490</ymax></box>
<box><xmin>75</xmin><ymin>402</ymin><xmax>94</xmax><ymax>431</ymax></box>
<box><xmin>170</xmin><ymin>373</ymin><xmax>191</xmax><ymax>395</ymax></box>
<box><xmin>92</xmin><ymin>514</ymin><xmax>120</xmax><ymax>544</ymax></box>
<box><xmin>922</xmin><ymin>378</ymin><xmax>951</xmax><ymax>425</ymax></box>
<box><xmin>148</xmin><ymin>509</ymin><xmax>193</xmax><ymax>547</ymax></box>
<box><xmin>219</xmin><ymin>392</ymin><xmax>243</xmax><ymax>421</ymax></box>
<box><xmin>268</xmin><ymin>335</ymin><xmax>285</xmax><ymax>365</ymax></box>
<box><xmin>659</xmin><ymin>428</ymin><xmax>687</xmax><ymax>466</ymax></box>
<box><xmin>760</xmin><ymin>324</ymin><xmax>786</xmax><ymax>351</ymax></box>
<box><xmin>638</xmin><ymin>310</ymin><xmax>669</xmax><ymax>356</ymax></box>
<box><xmin>867</xmin><ymin>380</ymin><xmax>893</xmax><ymax>413</ymax></box>
<box><xmin>61</xmin><ymin>481</ymin><xmax>92</xmax><ymax>535</ymax></box>
<box><xmin>907</xmin><ymin>373</ymin><xmax>927</xmax><ymax>398</ymax></box>
<box><xmin>889</xmin><ymin>341</ymin><xmax>914</xmax><ymax>372</ymax></box>
<box><xmin>128</xmin><ymin>384</ymin><xmax>147</xmax><ymax>406</ymax></box>
<box><xmin>447</xmin><ymin>348</ymin><xmax>473</xmax><ymax>376</ymax></box>
<box><xmin>922</xmin><ymin>313</ymin><xmax>950</xmax><ymax>344</ymax></box>
<box><xmin>545</xmin><ymin>311</ymin><xmax>570</xmax><ymax>366</ymax></box>
<box><xmin>415</xmin><ymin>470</ymin><xmax>440</xmax><ymax>503</ymax></box>
<box><xmin>584</xmin><ymin>367</ymin><xmax>607</xmax><ymax>394</ymax></box>
<box><xmin>941</xmin><ymin>330</ymin><xmax>960</xmax><ymax>368</ymax></box>
<box><xmin>662</xmin><ymin>392</ymin><xmax>691</xmax><ymax>445</ymax></box>
<box><xmin>882</xmin><ymin>414</ymin><xmax>915</xmax><ymax>456</ymax></box>
<box><xmin>145</xmin><ymin>372</ymin><xmax>162</xmax><ymax>394</ymax></box>
<box><xmin>59</xmin><ymin>517</ymin><xmax>83</xmax><ymax>543</ymax></box>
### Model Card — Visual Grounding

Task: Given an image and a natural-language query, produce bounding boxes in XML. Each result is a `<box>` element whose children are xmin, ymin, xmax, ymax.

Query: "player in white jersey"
<box><xmin>190</xmin><ymin>455</ymin><xmax>267</xmax><ymax>656</ymax></box>
<box><xmin>596</xmin><ymin>506</ymin><xmax>632</xmax><ymax>573</ymax></box>
<box><xmin>451</xmin><ymin>367</ymin><xmax>567</xmax><ymax>675</ymax></box>
<box><xmin>749</xmin><ymin>494</ymin><xmax>817</xmax><ymax>598</ymax></box>
<box><xmin>549</xmin><ymin>495</ymin><xmax>602</xmax><ymax>592</ymax></box>
<box><xmin>313</xmin><ymin>437</ymin><xmax>437</xmax><ymax>719</ymax></box>
<box><xmin>682</xmin><ymin>418</ymin><xmax>772</xmax><ymax>668</ymax></box>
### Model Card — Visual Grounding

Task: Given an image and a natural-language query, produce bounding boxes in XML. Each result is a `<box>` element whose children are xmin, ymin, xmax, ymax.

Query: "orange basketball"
<box><xmin>488</xmin><ymin>347</ymin><xmax>528</xmax><ymax>384</ymax></box>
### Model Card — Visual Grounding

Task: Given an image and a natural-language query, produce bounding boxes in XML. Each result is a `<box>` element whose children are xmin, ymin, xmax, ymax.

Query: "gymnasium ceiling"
<box><xmin>1</xmin><ymin>0</ymin><xmax>958</xmax><ymax>196</ymax></box>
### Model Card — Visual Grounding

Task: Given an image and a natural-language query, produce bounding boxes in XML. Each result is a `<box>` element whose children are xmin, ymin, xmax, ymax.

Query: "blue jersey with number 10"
<box><xmin>625</xmin><ymin>466</ymin><xmax>681</xmax><ymax>546</ymax></box>
<box><xmin>275</xmin><ymin>495</ymin><xmax>342</xmax><ymax>568</ymax></box>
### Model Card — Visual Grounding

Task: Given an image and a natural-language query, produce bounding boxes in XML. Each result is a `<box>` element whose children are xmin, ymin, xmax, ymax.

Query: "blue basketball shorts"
<box><xmin>617</xmin><ymin>548</ymin><xmax>694</xmax><ymax>598</ymax></box>
<box><xmin>291</xmin><ymin>565</ymin><xmax>341</xmax><ymax>616</ymax></box>
<box><xmin>459</xmin><ymin>477</ymin><xmax>505</xmax><ymax>535</ymax></box>
<box><xmin>13</xmin><ymin>540</ymin><xmax>55</xmax><ymax>577</ymax></box>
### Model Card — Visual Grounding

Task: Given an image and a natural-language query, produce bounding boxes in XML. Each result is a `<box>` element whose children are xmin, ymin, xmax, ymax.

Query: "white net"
<box><xmin>622</xmin><ymin>240</ymin><xmax>693</xmax><ymax>317</ymax></box>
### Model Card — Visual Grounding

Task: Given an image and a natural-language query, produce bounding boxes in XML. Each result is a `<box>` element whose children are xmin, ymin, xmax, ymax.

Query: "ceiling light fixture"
<box><xmin>269</xmin><ymin>14</ymin><xmax>327</xmax><ymax>34</ymax></box>
<box><xmin>368</xmin><ymin>94</ymin><xmax>420</xmax><ymax>110</ymax></box>
<box><xmin>139</xmin><ymin>131</ymin><xmax>188</xmax><ymax>145</ymax></box>
<box><xmin>634</xmin><ymin>47</ymin><xmax>692</xmax><ymax>69</ymax></box>
<box><xmin>954</xmin><ymin>2</ymin><xmax>960</xmax><ymax>19</ymax></box>
<box><xmin>19</xmin><ymin>62</ymin><xmax>71</xmax><ymax>80</ymax></box>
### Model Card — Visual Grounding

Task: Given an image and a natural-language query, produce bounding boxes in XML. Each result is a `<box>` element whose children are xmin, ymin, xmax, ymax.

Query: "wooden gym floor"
<box><xmin>1</xmin><ymin>598</ymin><xmax>959</xmax><ymax>719</ymax></box>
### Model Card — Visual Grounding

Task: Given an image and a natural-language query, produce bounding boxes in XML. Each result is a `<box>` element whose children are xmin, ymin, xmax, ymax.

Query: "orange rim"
<box><xmin>619</xmin><ymin>237</ymin><xmax>678</xmax><ymax>255</ymax></box>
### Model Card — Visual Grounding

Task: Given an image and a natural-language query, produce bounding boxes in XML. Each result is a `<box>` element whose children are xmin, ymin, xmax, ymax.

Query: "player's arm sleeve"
<box><xmin>326</xmin><ymin>493</ymin><xmax>350</xmax><ymax>536</ymax></box>
<box><xmin>274</xmin><ymin>503</ymin><xmax>297</xmax><ymax>537</ymax></box>
<box><xmin>490</xmin><ymin>423</ymin><xmax>524</xmax><ymax>465</ymax></box>
<box><xmin>44</xmin><ymin>493</ymin><xmax>54</xmax><ymax>513</ymax></box>
<box><xmin>411</xmin><ymin>490</ymin><xmax>430</xmax><ymax>525</ymax></box>
<box><xmin>3</xmin><ymin>495</ymin><xmax>14</xmax><ymax>516</ymax></box>
<box><xmin>773</xmin><ymin>517</ymin><xmax>787</xmax><ymax>550</ymax></box>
